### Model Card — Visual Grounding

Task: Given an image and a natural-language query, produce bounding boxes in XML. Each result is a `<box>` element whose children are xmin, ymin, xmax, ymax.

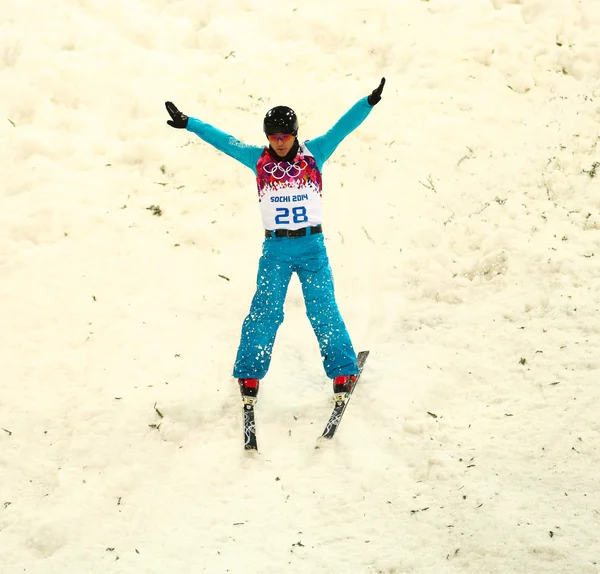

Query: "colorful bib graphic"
<box><xmin>255</xmin><ymin>145</ymin><xmax>324</xmax><ymax>230</ymax></box>
<box><xmin>256</xmin><ymin>147</ymin><xmax>322</xmax><ymax>200</ymax></box>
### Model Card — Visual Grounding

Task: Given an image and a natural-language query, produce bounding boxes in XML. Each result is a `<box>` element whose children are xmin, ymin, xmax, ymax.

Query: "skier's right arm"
<box><xmin>165</xmin><ymin>101</ymin><xmax>262</xmax><ymax>171</ymax></box>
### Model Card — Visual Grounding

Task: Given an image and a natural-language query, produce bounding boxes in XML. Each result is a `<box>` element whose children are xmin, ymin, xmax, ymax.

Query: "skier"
<box><xmin>165</xmin><ymin>78</ymin><xmax>385</xmax><ymax>401</ymax></box>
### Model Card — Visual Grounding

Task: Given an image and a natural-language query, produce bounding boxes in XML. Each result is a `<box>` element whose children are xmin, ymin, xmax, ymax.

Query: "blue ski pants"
<box><xmin>233</xmin><ymin>233</ymin><xmax>358</xmax><ymax>380</ymax></box>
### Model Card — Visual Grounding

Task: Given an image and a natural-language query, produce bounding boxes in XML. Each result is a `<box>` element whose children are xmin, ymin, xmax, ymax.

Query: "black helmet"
<box><xmin>263</xmin><ymin>106</ymin><xmax>298</xmax><ymax>135</ymax></box>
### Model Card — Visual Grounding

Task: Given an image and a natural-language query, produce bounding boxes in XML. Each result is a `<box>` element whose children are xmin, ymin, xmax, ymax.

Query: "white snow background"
<box><xmin>1</xmin><ymin>0</ymin><xmax>600</xmax><ymax>572</ymax></box>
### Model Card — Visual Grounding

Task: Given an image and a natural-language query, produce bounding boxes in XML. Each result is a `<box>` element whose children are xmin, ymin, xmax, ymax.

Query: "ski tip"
<box><xmin>357</xmin><ymin>350</ymin><xmax>370</xmax><ymax>371</ymax></box>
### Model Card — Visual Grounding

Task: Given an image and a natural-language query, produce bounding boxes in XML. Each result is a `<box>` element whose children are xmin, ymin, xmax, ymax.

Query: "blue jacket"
<box><xmin>185</xmin><ymin>97</ymin><xmax>373</xmax><ymax>173</ymax></box>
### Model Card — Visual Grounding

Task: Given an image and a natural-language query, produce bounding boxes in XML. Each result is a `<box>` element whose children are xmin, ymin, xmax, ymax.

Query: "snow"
<box><xmin>1</xmin><ymin>0</ymin><xmax>600</xmax><ymax>572</ymax></box>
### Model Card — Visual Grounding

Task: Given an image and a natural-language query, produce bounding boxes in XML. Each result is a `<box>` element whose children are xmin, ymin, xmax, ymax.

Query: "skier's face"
<box><xmin>267</xmin><ymin>133</ymin><xmax>296</xmax><ymax>157</ymax></box>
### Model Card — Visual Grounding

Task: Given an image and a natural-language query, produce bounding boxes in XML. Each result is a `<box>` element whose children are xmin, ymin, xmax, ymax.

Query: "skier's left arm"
<box><xmin>306</xmin><ymin>78</ymin><xmax>386</xmax><ymax>170</ymax></box>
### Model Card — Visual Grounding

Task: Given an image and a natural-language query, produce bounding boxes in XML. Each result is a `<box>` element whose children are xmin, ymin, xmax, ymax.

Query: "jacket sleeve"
<box><xmin>304</xmin><ymin>97</ymin><xmax>373</xmax><ymax>170</ymax></box>
<box><xmin>186</xmin><ymin>118</ymin><xmax>264</xmax><ymax>173</ymax></box>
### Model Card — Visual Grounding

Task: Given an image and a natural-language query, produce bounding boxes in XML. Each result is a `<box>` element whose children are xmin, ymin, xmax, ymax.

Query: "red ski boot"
<box><xmin>238</xmin><ymin>378</ymin><xmax>259</xmax><ymax>398</ymax></box>
<box><xmin>333</xmin><ymin>374</ymin><xmax>357</xmax><ymax>395</ymax></box>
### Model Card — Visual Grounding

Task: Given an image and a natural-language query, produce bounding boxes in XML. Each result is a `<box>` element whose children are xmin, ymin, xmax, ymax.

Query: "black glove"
<box><xmin>165</xmin><ymin>101</ymin><xmax>189</xmax><ymax>129</ymax></box>
<box><xmin>367</xmin><ymin>78</ymin><xmax>386</xmax><ymax>106</ymax></box>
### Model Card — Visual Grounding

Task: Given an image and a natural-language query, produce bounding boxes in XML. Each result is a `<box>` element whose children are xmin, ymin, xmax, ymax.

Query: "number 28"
<box><xmin>275</xmin><ymin>206</ymin><xmax>308</xmax><ymax>225</ymax></box>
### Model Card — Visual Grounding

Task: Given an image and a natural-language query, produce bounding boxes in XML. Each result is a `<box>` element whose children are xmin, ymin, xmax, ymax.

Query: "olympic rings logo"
<box><xmin>262</xmin><ymin>160</ymin><xmax>308</xmax><ymax>180</ymax></box>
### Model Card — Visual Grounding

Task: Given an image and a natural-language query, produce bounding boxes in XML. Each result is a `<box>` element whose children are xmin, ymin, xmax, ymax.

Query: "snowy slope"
<box><xmin>1</xmin><ymin>0</ymin><xmax>599</xmax><ymax>572</ymax></box>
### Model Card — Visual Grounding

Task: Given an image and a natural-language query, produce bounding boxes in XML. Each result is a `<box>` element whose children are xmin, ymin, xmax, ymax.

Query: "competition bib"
<box><xmin>255</xmin><ymin>144</ymin><xmax>323</xmax><ymax>230</ymax></box>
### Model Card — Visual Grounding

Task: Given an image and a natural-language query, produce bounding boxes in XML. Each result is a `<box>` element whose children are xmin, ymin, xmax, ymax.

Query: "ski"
<box><xmin>320</xmin><ymin>350</ymin><xmax>370</xmax><ymax>440</ymax></box>
<box><xmin>242</xmin><ymin>396</ymin><xmax>258</xmax><ymax>451</ymax></box>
